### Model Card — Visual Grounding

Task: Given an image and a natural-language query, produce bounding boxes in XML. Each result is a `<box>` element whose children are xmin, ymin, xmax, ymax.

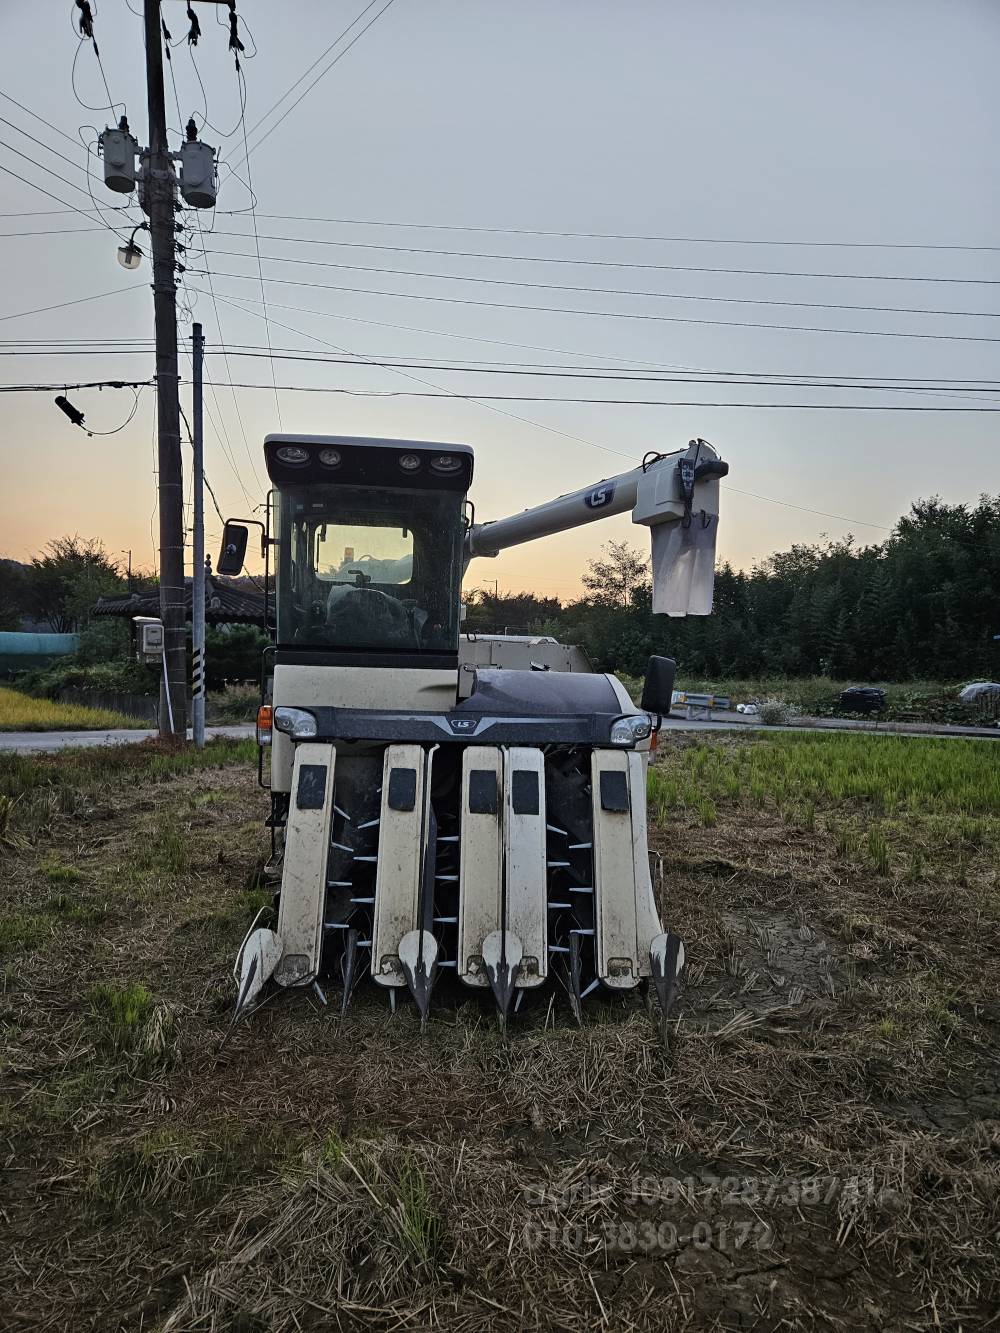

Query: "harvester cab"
<box><xmin>226</xmin><ymin>433</ymin><xmax>727</xmax><ymax>1031</ymax></box>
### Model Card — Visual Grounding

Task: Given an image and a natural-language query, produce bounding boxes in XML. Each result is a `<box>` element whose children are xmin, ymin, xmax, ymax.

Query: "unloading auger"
<box><xmin>221</xmin><ymin>433</ymin><xmax>727</xmax><ymax>1030</ymax></box>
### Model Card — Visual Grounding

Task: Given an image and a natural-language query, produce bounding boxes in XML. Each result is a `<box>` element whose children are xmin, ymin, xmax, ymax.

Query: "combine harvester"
<box><xmin>221</xmin><ymin>434</ymin><xmax>727</xmax><ymax>1029</ymax></box>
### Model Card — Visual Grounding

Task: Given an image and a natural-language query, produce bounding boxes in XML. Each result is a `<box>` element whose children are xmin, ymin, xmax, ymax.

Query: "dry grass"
<box><xmin>0</xmin><ymin>683</ymin><xmax>141</xmax><ymax>732</ymax></box>
<box><xmin>0</xmin><ymin>731</ymin><xmax>998</xmax><ymax>1330</ymax></box>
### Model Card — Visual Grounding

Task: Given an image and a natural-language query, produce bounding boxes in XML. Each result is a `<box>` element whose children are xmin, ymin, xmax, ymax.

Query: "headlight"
<box><xmin>318</xmin><ymin>447</ymin><xmax>341</xmax><ymax>468</ymax></box>
<box><xmin>272</xmin><ymin>707</ymin><xmax>318</xmax><ymax>739</ymax></box>
<box><xmin>609</xmin><ymin>713</ymin><xmax>653</xmax><ymax>746</ymax></box>
<box><xmin>398</xmin><ymin>453</ymin><xmax>421</xmax><ymax>472</ymax></box>
<box><xmin>430</xmin><ymin>453</ymin><xmax>462</xmax><ymax>474</ymax></box>
<box><xmin>275</xmin><ymin>444</ymin><xmax>309</xmax><ymax>465</ymax></box>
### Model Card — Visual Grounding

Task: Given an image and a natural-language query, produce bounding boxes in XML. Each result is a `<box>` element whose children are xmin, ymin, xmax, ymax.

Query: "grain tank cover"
<box><xmin>455</xmin><ymin>667</ymin><xmax>623</xmax><ymax>718</ymax></box>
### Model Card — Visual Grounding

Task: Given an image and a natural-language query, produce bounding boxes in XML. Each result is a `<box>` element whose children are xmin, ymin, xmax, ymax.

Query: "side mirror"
<box><xmin>641</xmin><ymin>655</ymin><xmax>676</xmax><ymax>716</ymax></box>
<box><xmin>217</xmin><ymin>521</ymin><xmax>249</xmax><ymax>575</ymax></box>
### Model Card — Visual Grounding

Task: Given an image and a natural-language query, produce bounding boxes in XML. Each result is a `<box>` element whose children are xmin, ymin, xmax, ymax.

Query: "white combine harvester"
<box><xmin>219</xmin><ymin>434</ymin><xmax>727</xmax><ymax>1030</ymax></box>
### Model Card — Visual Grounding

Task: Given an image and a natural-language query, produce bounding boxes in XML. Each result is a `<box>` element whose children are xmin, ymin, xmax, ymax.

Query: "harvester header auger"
<box><xmin>222</xmin><ymin>434</ymin><xmax>728</xmax><ymax>1032</ymax></box>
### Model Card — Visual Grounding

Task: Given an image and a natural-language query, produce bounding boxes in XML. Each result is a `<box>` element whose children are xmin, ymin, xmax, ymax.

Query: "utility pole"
<box><xmin>191</xmin><ymin>322</ymin><xmax>206</xmax><ymax>749</ymax></box>
<box><xmin>143</xmin><ymin>0</ymin><xmax>186</xmax><ymax>739</ymax></box>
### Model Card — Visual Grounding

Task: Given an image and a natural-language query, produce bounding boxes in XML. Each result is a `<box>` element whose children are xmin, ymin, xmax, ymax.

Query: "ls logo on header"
<box><xmin>584</xmin><ymin>483</ymin><xmax>616</xmax><ymax>510</ymax></box>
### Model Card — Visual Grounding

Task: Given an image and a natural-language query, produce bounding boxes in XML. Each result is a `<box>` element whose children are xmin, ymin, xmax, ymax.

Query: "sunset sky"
<box><xmin>1</xmin><ymin>0</ymin><xmax>997</xmax><ymax>599</ymax></box>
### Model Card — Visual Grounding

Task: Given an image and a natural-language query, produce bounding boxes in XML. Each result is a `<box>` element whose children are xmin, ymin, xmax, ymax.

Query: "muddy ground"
<box><xmin>1</xmin><ymin>736</ymin><xmax>998</xmax><ymax>1331</ymax></box>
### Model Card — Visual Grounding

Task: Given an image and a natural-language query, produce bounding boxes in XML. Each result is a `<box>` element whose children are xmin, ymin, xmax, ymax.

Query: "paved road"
<box><xmin>660</xmin><ymin>709</ymin><xmax>999</xmax><ymax>739</ymax></box>
<box><xmin>1</xmin><ymin>713</ymin><xmax>996</xmax><ymax>754</ymax></box>
<box><xmin>0</xmin><ymin>724</ymin><xmax>255</xmax><ymax>754</ymax></box>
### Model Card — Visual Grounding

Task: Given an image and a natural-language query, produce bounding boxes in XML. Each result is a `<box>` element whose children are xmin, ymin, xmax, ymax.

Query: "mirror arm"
<box><xmin>232</xmin><ymin>518</ymin><xmax>268</xmax><ymax>558</ymax></box>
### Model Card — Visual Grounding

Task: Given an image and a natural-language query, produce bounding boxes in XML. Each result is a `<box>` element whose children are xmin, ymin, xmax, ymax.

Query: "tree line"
<box><xmin>465</xmin><ymin>494</ymin><xmax>1000</xmax><ymax>682</ymax></box>
<box><xmin>4</xmin><ymin>494</ymin><xmax>999</xmax><ymax>686</ymax></box>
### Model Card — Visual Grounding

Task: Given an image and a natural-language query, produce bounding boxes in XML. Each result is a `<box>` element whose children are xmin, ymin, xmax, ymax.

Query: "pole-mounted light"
<box><xmin>117</xmin><ymin>223</ymin><xmax>147</xmax><ymax>270</ymax></box>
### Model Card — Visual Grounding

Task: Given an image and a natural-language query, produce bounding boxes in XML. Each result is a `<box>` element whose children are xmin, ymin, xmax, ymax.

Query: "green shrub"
<box><xmin>205</xmin><ymin>624</ymin><xmax>269</xmax><ymax>688</ymax></box>
<box><xmin>19</xmin><ymin>657</ymin><xmax>156</xmax><ymax>701</ymax></box>
<box><xmin>758</xmin><ymin>698</ymin><xmax>792</xmax><ymax>726</ymax></box>
<box><xmin>210</xmin><ymin>683</ymin><xmax>259</xmax><ymax>722</ymax></box>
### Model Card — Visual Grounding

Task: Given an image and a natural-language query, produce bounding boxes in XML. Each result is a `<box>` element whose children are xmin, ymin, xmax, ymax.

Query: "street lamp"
<box><xmin>117</xmin><ymin>224</ymin><xmax>146</xmax><ymax>270</ymax></box>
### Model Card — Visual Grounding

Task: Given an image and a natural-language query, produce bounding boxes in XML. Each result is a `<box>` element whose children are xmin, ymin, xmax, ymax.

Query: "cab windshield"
<box><xmin>275</xmin><ymin>484</ymin><xmax>465</xmax><ymax>653</ymax></box>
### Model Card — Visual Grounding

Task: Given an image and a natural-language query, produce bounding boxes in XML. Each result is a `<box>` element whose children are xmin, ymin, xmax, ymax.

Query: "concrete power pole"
<box><xmin>144</xmin><ymin>0</ymin><xmax>187</xmax><ymax>739</ymax></box>
<box><xmin>191</xmin><ymin>322</ymin><xmax>206</xmax><ymax>749</ymax></box>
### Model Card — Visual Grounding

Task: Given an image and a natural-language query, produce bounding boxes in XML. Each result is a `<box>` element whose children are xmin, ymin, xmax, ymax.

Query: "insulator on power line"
<box><xmin>75</xmin><ymin>0</ymin><xmax>94</xmax><ymax>40</ymax></box>
<box><xmin>99</xmin><ymin>123</ymin><xmax>139</xmax><ymax>194</ymax></box>
<box><xmin>179</xmin><ymin>137</ymin><xmax>217</xmax><ymax>208</ymax></box>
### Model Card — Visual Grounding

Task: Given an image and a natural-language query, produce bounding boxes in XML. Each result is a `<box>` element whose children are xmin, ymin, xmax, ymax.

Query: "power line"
<box><xmin>0</xmin><ymin>157</ymin><xmax>129</xmax><ymax>238</ymax></box>
<box><xmin>61</xmin><ymin>345</ymin><xmax>998</xmax><ymax>396</ymax></box>
<box><xmin>4</xmin><ymin>339</ymin><xmax>1000</xmax><ymax>382</ymax></box>
<box><xmin>724</xmin><ymin>489</ymin><xmax>1000</xmax><ymax>562</ymax></box>
<box><xmin>9</xmin><ymin>341</ymin><xmax>1000</xmax><ymax>391</ymax></box>
<box><xmin>727</xmin><ymin>487</ymin><xmax>890</xmax><ymax>531</ymax></box>
<box><xmin>0</xmin><ymin>113</ymin><xmax>94</xmax><ymax>183</ymax></box>
<box><xmin>204</xmin><ymin>228</ymin><xmax>1000</xmax><ymax>287</ymax></box>
<box><xmin>197</xmin><ymin>285</ymin><xmax>1000</xmax><ymax>412</ymax></box>
<box><xmin>0</xmin><ymin>224</ymin><xmax>109</xmax><ymax>236</ymax></box>
<box><xmin>0</xmin><ymin>86</ymin><xmax>139</xmax><ymax>239</ymax></box>
<box><xmin>17</xmin><ymin>331</ymin><xmax>1000</xmax><ymax>383</ymax></box>
<box><xmin>166</xmin><ymin>380</ymin><xmax>1000</xmax><ymax>410</ymax></box>
<box><xmin>185</xmin><ymin>223</ymin><xmax>266</xmax><ymax>493</ymax></box>
<box><xmin>207</xmin><ymin>286</ymin><xmax>994</xmax><ymax>390</ymax></box>
<box><xmin>203</xmin><ymin>286</ymin><xmax>645</xmax><ymax>463</ymax></box>
<box><xmin>196</xmin><ymin>245</ymin><xmax>1000</xmax><ymax>320</ymax></box>
<box><xmin>178</xmin><ymin>403</ymin><xmax>230</xmax><ymax>525</ymax></box>
<box><xmin>0</xmin><ymin>88</ymin><xmax>86</xmax><ymax>152</ymax></box>
<box><xmin>214</xmin><ymin>210</ymin><xmax>1000</xmax><ymax>253</ymax></box>
<box><xmin>7</xmin><ymin>341</ymin><xmax>1000</xmax><ymax>401</ymax></box>
<box><xmin>0</xmin><ymin>378</ymin><xmax>152</xmax><ymax>392</ymax></box>
<box><xmin>240</xmin><ymin>0</ymin><xmax>385</xmax><ymax>146</ymax></box>
<box><xmin>0</xmin><ymin>337</ymin><xmax>154</xmax><ymax>347</ymax></box>
<box><xmin>0</xmin><ymin>284</ymin><xmax>142</xmax><ymax>324</ymax></box>
<box><xmin>177</xmin><ymin>302</ymin><xmax>256</xmax><ymax>510</ymax></box>
<box><xmin>227</xmin><ymin>0</ymin><xmax>400</xmax><ymax>170</ymax></box>
<box><xmin>84</xmin><ymin>385</ymin><xmax>143</xmax><ymax>435</ymax></box>
<box><xmin>70</xmin><ymin>13</ymin><xmax>124</xmax><ymax>117</ymax></box>
<box><xmin>237</xmin><ymin>65</ymin><xmax>282</xmax><ymax>429</ymax></box>
<box><xmin>190</xmin><ymin>268</ymin><xmax>1000</xmax><ymax>344</ymax></box>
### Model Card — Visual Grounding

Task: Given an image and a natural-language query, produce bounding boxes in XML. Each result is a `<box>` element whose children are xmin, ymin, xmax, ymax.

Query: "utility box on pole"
<box><xmin>133</xmin><ymin>616</ymin><xmax>163</xmax><ymax>662</ymax></box>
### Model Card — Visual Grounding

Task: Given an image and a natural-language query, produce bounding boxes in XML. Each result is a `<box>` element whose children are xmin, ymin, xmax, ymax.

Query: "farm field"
<box><xmin>1</xmin><ymin>732</ymin><xmax>998</xmax><ymax>1330</ymax></box>
<box><xmin>0</xmin><ymin>684</ymin><xmax>142</xmax><ymax>732</ymax></box>
<box><xmin>619</xmin><ymin>674</ymin><xmax>991</xmax><ymax>726</ymax></box>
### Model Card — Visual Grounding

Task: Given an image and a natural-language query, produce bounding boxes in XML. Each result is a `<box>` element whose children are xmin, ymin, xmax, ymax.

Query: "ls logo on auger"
<box><xmin>584</xmin><ymin>483</ymin><xmax>616</xmax><ymax>510</ymax></box>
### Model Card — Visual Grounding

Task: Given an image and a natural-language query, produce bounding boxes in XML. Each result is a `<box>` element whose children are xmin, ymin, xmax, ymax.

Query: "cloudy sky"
<box><xmin>0</xmin><ymin>0</ymin><xmax>997</xmax><ymax>598</ymax></box>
